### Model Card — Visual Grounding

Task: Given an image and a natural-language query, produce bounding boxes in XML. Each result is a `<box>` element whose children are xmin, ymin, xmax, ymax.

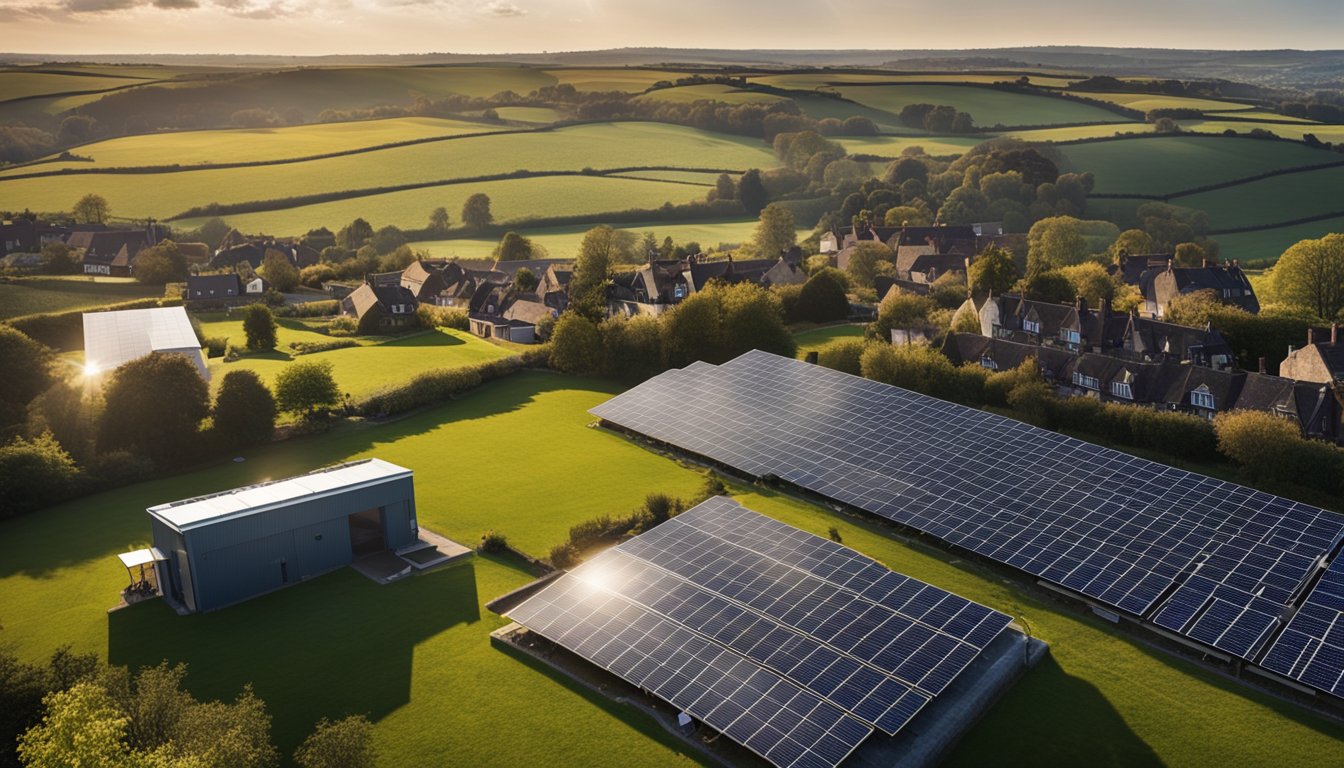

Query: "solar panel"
<box><xmin>589</xmin><ymin>351</ymin><xmax>1344</xmax><ymax>673</ymax></box>
<box><xmin>506</xmin><ymin>496</ymin><xmax>1012</xmax><ymax>766</ymax></box>
<box><xmin>1261</xmin><ymin>557</ymin><xmax>1344</xmax><ymax>697</ymax></box>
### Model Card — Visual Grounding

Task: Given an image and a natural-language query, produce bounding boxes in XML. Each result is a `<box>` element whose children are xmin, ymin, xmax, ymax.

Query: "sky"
<box><xmin>0</xmin><ymin>0</ymin><xmax>1341</xmax><ymax>56</ymax></box>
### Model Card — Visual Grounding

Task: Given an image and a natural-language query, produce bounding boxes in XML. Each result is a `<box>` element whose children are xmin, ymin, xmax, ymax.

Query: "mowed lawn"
<box><xmin>2</xmin><ymin>116</ymin><xmax>507</xmax><ymax>172</ymax></box>
<box><xmin>173</xmin><ymin>174</ymin><xmax>718</xmax><ymax>236</ymax></box>
<box><xmin>0</xmin><ymin>372</ymin><xmax>708</xmax><ymax>765</ymax></box>
<box><xmin>1062</xmin><ymin>135</ymin><xmax>1334</xmax><ymax>195</ymax></box>
<box><xmin>833</xmin><ymin>84</ymin><xmax>1130</xmax><ymax>127</ymax></box>
<box><xmin>409</xmin><ymin>218</ymin><xmax>775</xmax><ymax>260</ymax></box>
<box><xmin>0</xmin><ymin>275</ymin><xmax>164</xmax><ymax>320</ymax></box>
<box><xmin>1</xmin><ymin>370</ymin><xmax>1342</xmax><ymax>765</ymax></box>
<box><xmin>792</xmin><ymin>324</ymin><xmax>865</xmax><ymax>358</ymax></box>
<box><xmin>195</xmin><ymin>314</ymin><xmax>511</xmax><ymax>399</ymax></box>
<box><xmin>0</xmin><ymin>122</ymin><xmax>777</xmax><ymax>220</ymax></box>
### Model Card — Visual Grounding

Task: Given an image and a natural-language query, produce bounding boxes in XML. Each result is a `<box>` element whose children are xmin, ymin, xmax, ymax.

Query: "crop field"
<box><xmin>834</xmin><ymin>134</ymin><xmax>987</xmax><ymax>157</ymax></box>
<box><xmin>192</xmin><ymin>315</ymin><xmax>512</xmax><ymax>398</ymax></box>
<box><xmin>3</xmin><ymin>370</ymin><xmax>1342</xmax><ymax>766</ymax></box>
<box><xmin>1</xmin><ymin>117</ymin><xmax>508</xmax><ymax>172</ymax></box>
<box><xmin>1007</xmin><ymin>123</ymin><xmax>1155</xmax><ymax>142</ymax></box>
<box><xmin>1208</xmin><ymin>110</ymin><xmax>1322</xmax><ymax>123</ymax></box>
<box><xmin>0</xmin><ymin>122</ymin><xmax>777</xmax><ymax>221</ymax></box>
<box><xmin>833</xmin><ymin>84</ymin><xmax>1132</xmax><ymax>127</ymax></box>
<box><xmin>0</xmin><ymin>276</ymin><xmax>164</xmax><ymax>320</ymax></box>
<box><xmin>635</xmin><ymin>84</ymin><xmax>785</xmax><ymax>104</ymax></box>
<box><xmin>172</xmin><ymin>174</ymin><xmax>717</xmax><ymax>235</ymax></box>
<box><xmin>1060</xmin><ymin>135</ymin><xmax>1334</xmax><ymax>195</ymax></box>
<box><xmin>1176</xmin><ymin>164</ymin><xmax>1344</xmax><ymax>230</ymax></box>
<box><xmin>491</xmin><ymin>106</ymin><xmax>565</xmax><ymax>123</ymax></box>
<box><xmin>1214</xmin><ymin>216</ymin><xmax>1344</xmax><ymax>261</ymax></box>
<box><xmin>409</xmin><ymin>218</ymin><xmax>776</xmax><ymax>260</ymax></box>
<box><xmin>1065</xmin><ymin>91</ymin><xmax>1257</xmax><ymax>113</ymax></box>
<box><xmin>1176</xmin><ymin>119</ymin><xmax>1344</xmax><ymax>143</ymax></box>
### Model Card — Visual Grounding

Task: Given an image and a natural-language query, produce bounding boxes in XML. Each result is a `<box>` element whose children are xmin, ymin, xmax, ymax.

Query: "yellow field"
<box><xmin>1177</xmin><ymin>120</ymin><xmax>1344</xmax><ymax>143</ymax></box>
<box><xmin>0</xmin><ymin>71</ymin><xmax>148</xmax><ymax>101</ymax></box>
<box><xmin>1067</xmin><ymin>91</ymin><xmax>1257</xmax><ymax>113</ymax></box>
<box><xmin>491</xmin><ymin>106</ymin><xmax>566</xmax><ymax>124</ymax></box>
<box><xmin>753</xmin><ymin>72</ymin><xmax>1082</xmax><ymax>89</ymax></box>
<box><xmin>636</xmin><ymin>83</ymin><xmax>785</xmax><ymax>104</ymax></box>
<box><xmin>1007</xmin><ymin>124</ymin><xmax>1154</xmax><ymax>141</ymax></box>
<box><xmin>408</xmin><ymin>218</ymin><xmax>779</xmax><ymax>260</ymax></box>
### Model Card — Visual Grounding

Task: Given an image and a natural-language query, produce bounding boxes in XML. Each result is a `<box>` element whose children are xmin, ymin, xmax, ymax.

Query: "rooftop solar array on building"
<box><xmin>506</xmin><ymin>496</ymin><xmax>1012</xmax><ymax>768</ymax></box>
<box><xmin>589</xmin><ymin>350</ymin><xmax>1344</xmax><ymax>698</ymax></box>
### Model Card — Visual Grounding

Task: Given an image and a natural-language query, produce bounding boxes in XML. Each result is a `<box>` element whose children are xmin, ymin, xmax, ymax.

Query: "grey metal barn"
<box><xmin>147</xmin><ymin>459</ymin><xmax>418</xmax><ymax>613</ymax></box>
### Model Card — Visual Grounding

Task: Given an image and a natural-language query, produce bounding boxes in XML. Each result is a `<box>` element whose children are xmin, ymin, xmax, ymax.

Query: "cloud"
<box><xmin>153</xmin><ymin>0</ymin><xmax>199</xmax><ymax>7</ymax></box>
<box><xmin>481</xmin><ymin>0</ymin><xmax>523</xmax><ymax>16</ymax></box>
<box><xmin>60</xmin><ymin>0</ymin><xmax>137</xmax><ymax>11</ymax></box>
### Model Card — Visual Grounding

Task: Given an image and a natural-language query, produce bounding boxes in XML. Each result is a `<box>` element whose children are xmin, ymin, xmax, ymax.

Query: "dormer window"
<box><xmin>1190</xmin><ymin>386</ymin><xmax>1215</xmax><ymax>410</ymax></box>
<box><xmin>1061</xmin><ymin>329</ymin><xmax>1080</xmax><ymax>344</ymax></box>
<box><xmin>979</xmin><ymin>356</ymin><xmax>998</xmax><ymax>370</ymax></box>
<box><xmin>1110</xmin><ymin>381</ymin><xmax>1133</xmax><ymax>400</ymax></box>
<box><xmin>1072</xmin><ymin>372</ymin><xmax>1099</xmax><ymax>390</ymax></box>
<box><xmin>1023</xmin><ymin>319</ymin><xmax>1041</xmax><ymax>334</ymax></box>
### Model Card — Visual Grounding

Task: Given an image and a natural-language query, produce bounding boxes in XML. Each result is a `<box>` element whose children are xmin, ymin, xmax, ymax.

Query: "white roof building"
<box><xmin>82</xmin><ymin>306</ymin><xmax>208</xmax><ymax>380</ymax></box>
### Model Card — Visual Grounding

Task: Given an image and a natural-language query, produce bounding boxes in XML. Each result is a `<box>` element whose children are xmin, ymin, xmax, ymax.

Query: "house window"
<box><xmin>1072</xmin><ymin>372</ymin><xmax>1099</xmax><ymax>390</ymax></box>
<box><xmin>1061</xmin><ymin>329</ymin><xmax>1081</xmax><ymax>344</ymax></box>
<box><xmin>1110</xmin><ymin>381</ymin><xmax>1133</xmax><ymax>400</ymax></box>
<box><xmin>979</xmin><ymin>356</ymin><xmax>998</xmax><ymax>370</ymax></box>
<box><xmin>1023</xmin><ymin>319</ymin><xmax>1040</xmax><ymax>334</ymax></box>
<box><xmin>1190</xmin><ymin>389</ymin><xmax>1216</xmax><ymax>410</ymax></box>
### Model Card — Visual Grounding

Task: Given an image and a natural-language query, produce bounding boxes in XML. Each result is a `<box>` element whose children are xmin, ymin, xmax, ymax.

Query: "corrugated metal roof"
<box><xmin>82</xmin><ymin>306</ymin><xmax>201</xmax><ymax>373</ymax></box>
<box><xmin>148</xmin><ymin>459</ymin><xmax>411</xmax><ymax>531</ymax></box>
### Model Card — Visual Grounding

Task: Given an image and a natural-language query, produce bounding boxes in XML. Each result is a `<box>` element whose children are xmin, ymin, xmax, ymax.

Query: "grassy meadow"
<box><xmin>1060</xmin><ymin>135</ymin><xmax>1335</xmax><ymax>194</ymax></box>
<box><xmin>408</xmin><ymin>218</ymin><xmax>778</xmax><ymax>260</ymax></box>
<box><xmin>1</xmin><ymin>366</ymin><xmax>1341</xmax><ymax>766</ymax></box>
<box><xmin>1065</xmin><ymin>90</ymin><xmax>1257</xmax><ymax>113</ymax></box>
<box><xmin>636</xmin><ymin>84</ymin><xmax>786</xmax><ymax>104</ymax></box>
<box><xmin>192</xmin><ymin>314</ymin><xmax>513</xmax><ymax>399</ymax></box>
<box><xmin>1176</xmin><ymin>164</ymin><xmax>1344</xmax><ymax>229</ymax></box>
<box><xmin>833</xmin><ymin>84</ymin><xmax>1131</xmax><ymax>126</ymax></box>
<box><xmin>1215</xmin><ymin>215</ymin><xmax>1344</xmax><ymax>261</ymax></box>
<box><xmin>0</xmin><ymin>71</ymin><xmax>150</xmax><ymax>101</ymax></box>
<box><xmin>0</xmin><ymin>275</ymin><xmax>164</xmax><ymax>320</ymax></box>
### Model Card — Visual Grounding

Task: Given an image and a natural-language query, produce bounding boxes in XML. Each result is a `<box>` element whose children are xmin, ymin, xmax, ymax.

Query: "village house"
<box><xmin>944</xmin><ymin>332</ymin><xmax>1338</xmax><ymax>439</ymax></box>
<box><xmin>1279</xmin><ymin>325</ymin><xmax>1344</xmax><ymax>385</ymax></box>
<box><xmin>0</xmin><ymin>218</ymin><xmax>68</xmax><ymax>257</ymax></box>
<box><xmin>467</xmin><ymin>283</ymin><xmax>554</xmax><ymax>344</ymax></box>
<box><xmin>71</xmin><ymin>228</ymin><xmax>156</xmax><ymax>277</ymax></box>
<box><xmin>185</xmin><ymin>273</ymin><xmax>243</xmax><ymax>303</ymax></box>
<box><xmin>1139</xmin><ymin>260</ymin><xmax>1259</xmax><ymax>318</ymax></box>
<box><xmin>399</xmin><ymin>259</ymin><xmax>451</xmax><ymax>303</ymax></box>
<box><xmin>609</xmin><ymin>252</ymin><xmax>805</xmax><ymax>317</ymax></box>
<box><xmin>341</xmin><ymin>277</ymin><xmax>419</xmax><ymax>332</ymax></box>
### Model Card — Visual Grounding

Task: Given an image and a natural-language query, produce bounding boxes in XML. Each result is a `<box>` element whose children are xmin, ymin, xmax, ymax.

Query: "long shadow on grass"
<box><xmin>944</xmin><ymin>654</ymin><xmax>1160</xmax><ymax>768</ymax></box>
<box><xmin>0</xmin><ymin>372</ymin><xmax>607</xmax><ymax>580</ymax></box>
<box><xmin>109</xmin><ymin>562</ymin><xmax>479</xmax><ymax>757</ymax></box>
<box><xmin>377</xmin><ymin>330</ymin><xmax>467</xmax><ymax>348</ymax></box>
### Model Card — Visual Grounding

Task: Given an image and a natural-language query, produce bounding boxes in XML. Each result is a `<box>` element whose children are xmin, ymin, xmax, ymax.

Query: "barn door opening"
<box><xmin>348</xmin><ymin>507</ymin><xmax>386</xmax><ymax>558</ymax></box>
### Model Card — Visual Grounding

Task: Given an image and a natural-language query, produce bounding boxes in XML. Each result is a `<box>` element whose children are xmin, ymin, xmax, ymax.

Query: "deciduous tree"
<box><xmin>97</xmin><ymin>353</ymin><xmax>208</xmax><ymax>466</ymax></box>
<box><xmin>461</xmin><ymin>193</ymin><xmax>494</xmax><ymax>230</ymax></box>
<box><xmin>260</xmin><ymin>249</ymin><xmax>299</xmax><ymax>292</ymax></box>
<box><xmin>274</xmin><ymin>360</ymin><xmax>340</xmax><ymax>418</ymax></box>
<box><xmin>294</xmin><ymin>716</ymin><xmax>376</xmax><ymax>768</ymax></box>
<box><xmin>1270</xmin><ymin>234</ymin><xmax>1344</xmax><ymax>319</ymax></box>
<box><xmin>751</xmin><ymin>203</ymin><xmax>796</xmax><ymax>259</ymax></box>
<box><xmin>213</xmin><ymin>370</ymin><xmax>276</xmax><ymax>448</ymax></box>
<box><xmin>242</xmin><ymin>304</ymin><xmax>278</xmax><ymax>351</ymax></box>
<box><xmin>72</xmin><ymin>193</ymin><xmax>109</xmax><ymax>225</ymax></box>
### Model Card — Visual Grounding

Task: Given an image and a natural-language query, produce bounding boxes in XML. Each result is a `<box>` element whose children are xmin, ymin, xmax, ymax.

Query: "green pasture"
<box><xmin>193</xmin><ymin>314</ymin><xmax>512</xmax><ymax>398</ymax></box>
<box><xmin>491</xmin><ymin>106</ymin><xmax>566</xmax><ymax>124</ymax></box>
<box><xmin>1066</xmin><ymin>91</ymin><xmax>1257</xmax><ymax>113</ymax></box>
<box><xmin>2</xmin><ymin>368</ymin><xmax>1341</xmax><ymax>766</ymax></box>
<box><xmin>608</xmin><ymin>169</ymin><xmax>723</xmax><ymax>185</ymax></box>
<box><xmin>0</xmin><ymin>122</ymin><xmax>777</xmax><ymax>220</ymax></box>
<box><xmin>791</xmin><ymin>324</ymin><xmax>865</xmax><ymax>358</ymax></box>
<box><xmin>1214</xmin><ymin>216</ymin><xmax>1344</xmax><ymax>262</ymax></box>
<box><xmin>545</xmin><ymin>68</ymin><xmax>688</xmax><ymax>92</ymax></box>
<box><xmin>224</xmin><ymin>65</ymin><xmax>557</xmax><ymax>106</ymax></box>
<box><xmin>173</xmin><ymin>175</ymin><xmax>716</xmax><ymax>236</ymax></box>
<box><xmin>1176</xmin><ymin>164</ymin><xmax>1344</xmax><ymax>230</ymax></box>
<box><xmin>0</xmin><ymin>71</ymin><xmax>148</xmax><ymax>102</ymax></box>
<box><xmin>1177</xmin><ymin>120</ymin><xmax>1344</xmax><ymax>143</ymax></box>
<box><xmin>1207</xmin><ymin>110</ymin><xmax>1321</xmax><ymax>123</ymax></box>
<box><xmin>1061</xmin><ymin>135</ymin><xmax>1334</xmax><ymax>195</ymax></box>
<box><xmin>408</xmin><ymin>218</ymin><xmax>774</xmax><ymax>260</ymax></box>
<box><xmin>0</xmin><ymin>276</ymin><xmax>163</xmax><ymax>321</ymax></box>
<box><xmin>752</xmin><ymin>72</ymin><xmax>1082</xmax><ymax>89</ymax></box>
<box><xmin>2</xmin><ymin>117</ymin><xmax>506</xmax><ymax>172</ymax></box>
<box><xmin>1008</xmin><ymin>123</ymin><xmax>1153</xmax><ymax>142</ymax></box>
<box><xmin>635</xmin><ymin>84</ymin><xmax>785</xmax><ymax>105</ymax></box>
<box><xmin>834</xmin><ymin>134</ymin><xmax>987</xmax><ymax>158</ymax></box>
<box><xmin>833</xmin><ymin>84</ymin><xmax>1132</xmax><ymax>127</ymax></box>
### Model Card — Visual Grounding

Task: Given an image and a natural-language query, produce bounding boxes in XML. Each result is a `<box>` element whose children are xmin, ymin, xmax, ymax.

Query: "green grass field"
<box><xmin>1176</xmin><ymin>164</ymin><xmax>1344</xmax><ymax>230</ymax></box>
<box><xmin>0</xmin><ymin>71</ymin><xmax>150</xmax><ymax>102</ymax></box>
<box><xmin>408</xmin><ymin>218</ymin><xmax>776</xmax><ymax>260</ymax></box>
<box><xmin>491</xmin><ymin>106</ymin><xmax>566</xmax><ymax>124</ymax></box>
<box><xmin>1066</xmin><ymin>91</ymin><xmax>1257</xmax><ymax>113</ymax></box>
<box><xmin>1062</xmin><ymin>135</ymin><xmax>1334</xmax><ymax>195</ymax></box>
<box><xmin>193</xmin><ymin>315</ymin><xmax>512</xmax><ymax>398</ymax></box>
<box><xmin>0</xmin><ymin>122</ymin><xmax>777</xmax><ymax>221</ymax></box>
<box><xmin>607</xmin><ymin>169</ymin><xmax>722</xmax><ymax>185</ymax></box>
<box><xmin>1214</xmin><ymin>216</ymin><xmax>1344</xmax><ymax>261</ymax></box>
<box><xmin>545</xmin><ymin>68</ymin><xmax>688</xmax><ymax>92</ymax></box>
<box><xmin>834</xmin><ymin>134</ymin><xmax>988</xmax><ymax>158</ymax></box>
<box><xmin>172</xmin><ymin>174</ymin><xmax>718</xmax><ymax>235</ymax></box>
<box><xmin>1</xmin><ymin>117</ymin><xmax>506</xmax><ymax>172</ymax></box>
<box><xmin>833</xmin><ymin>84</ymin><xmax>1131</xmax><ymax>127</ymax></box>
<box><xmin>752</xmin><ymin>73</ymin><xmax>1083</xmax><ymax>89</ymax></box>
<box><xmin>635</xmin><ymin>84</ymin><xmax>785</xmax><ymax>104</ymax></box>
<box><xmin>0</xmin><ymin>276</ymin><xmax>164</xmax><ymax>321</ymax></box>
<box><xmin>792</xmin><ymin>324</ymin><xmax>865</xmax><ymax>357</ymax></box>
<box><xmin>1176</xmin><ymin>120</ymin><xmax>1344</xmax><ymax>143</ymax></box>
<box><xmin>1008</xmin><ymin>123</ymin><xmax>1154</xmax><ymax>142</ymax></box>
<box><xmin>2</xmin><ymin>369</ymin><xmax>1341</xmax><ymax>766</ymax></box>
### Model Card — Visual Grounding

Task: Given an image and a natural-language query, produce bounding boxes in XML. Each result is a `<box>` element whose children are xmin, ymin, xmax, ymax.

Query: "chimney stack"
<box><xmin>1100</xmin><ymin>296</ymin><xmax>1112</xmax><ymax>318</ymax></box>
<box><xmin>1258</xmin><ymin>357</ymin><xmax>1267</xmax><ymax>374</ymax></box>
<box><xmin>1333</xmin><ymin>323</ymin><xmax>1339</xmax><ymax>344</ymax></box>
<box><xmin>1308</xmin><ymin>328</ymin><xmax>1318</xmax><ymax>346</ymax></box>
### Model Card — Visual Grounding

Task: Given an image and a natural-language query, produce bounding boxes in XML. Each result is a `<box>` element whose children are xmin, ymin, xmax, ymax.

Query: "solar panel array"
<box><xmin>507</xmin><ymin>496</ymin><xmax>1012</xmax><ymax>768</ymax></box>
<box><xmin>1262</xmin><ymin>558</ymin><xmax>1344</xmax><ymax>696</ymax></box>
<box><xmin>589</xmin><ymin>350</ymin><xmax>1344</xmax><ymax>697</ymax></box>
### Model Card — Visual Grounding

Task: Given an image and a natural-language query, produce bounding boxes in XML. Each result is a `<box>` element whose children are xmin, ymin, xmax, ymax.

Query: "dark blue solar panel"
<box><xmin>589</xmin><ymin>350</ymin><xmax>1344</xmax><ymax>679</ymax></box>
<box><xmin>1262</xmin><ymin>557</ymin><xmax>1344</xmax><ymax>698</ymax></box>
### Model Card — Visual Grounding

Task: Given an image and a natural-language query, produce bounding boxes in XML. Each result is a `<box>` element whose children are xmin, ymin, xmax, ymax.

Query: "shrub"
<box><xmin>643</xmin><ymin>493</ymin><xmax>681</xmax><ymax>525</ymax></box>
<box><xmin>294</xmin><ymin>715</ymin><xmax>376</xmax><ymax>768</ymax></box>
<box><xmin>791</xmin><ymin>268</ymin><xmax>850</xmax><ymax>323</ymax></box>
<box><xmin>549</xmin><ymin>313</ymin><xmax>603</xmax><ymax>374</ymax></box>
<box><xmin>0</xmin><ymin>325</ymin><xmax>52</xmax><ymax>437</ymax></box>
<box><xmin>480</xmin><ymin>531</ymin><xmax>509</xmax><ymax>554</ymax></box>
<box><xmin>213</xmin><ymin>370</ymin><xmax>277</xmax><ymax>449</ymax></box>
<box><xmin>415</xmin><ymin>304</ymin><xmax>469</xmax><ymax>330</ymax></box>
<box><xmin>548</xmin><ymin>543</ymin><xmax>578</xmax><ymax>569</ymax></box>
<box><xmin>274</xmin><ymin>360</ymin><xmax>341</xmax><ymax>418</ymax></box>
<box><xmin>203</xmin><ymin>336</ymin><xmax>228</xmax><ymax>358</ymax></box>
<box><xmin>1215</xmin><ymin>410</ymin><xmax>1327</xmax><ymax>484</ymax></box>
<box><xmin>279</xmin><ymin>300</ymin><xmax>341</xmax><ymax>318</ymax></box>
<box><xmin>327</xmin><ymin>316</ymin><xmax>358</xmax><ymax>337</ymax></box>
<box><xmin>816</xmin><ymin>338</ymin><xmax>866</xmax><ymax>375</ymax></box>
<box><xmin>599</xmin><ymin>315</ymin><xmax>663</xmax><ymax>381</ymax></box>
<box><xmin>0</xmin><ymin>432</ymin><xmax>84</xmax><ymax>518</ymax></box>
<box><xmin>354</xmin><ymin>356</ymin><xmax>525</xmax><ymax>417</ymax></box>
<box><xmin>241</xmin><ymin>304</ymin><xmax>277</xmax><ymax>351</ymax></box>
<box><xmin>289</xmin><ymin>339</ymin><xmax>358</xmax><ymax>355</ymax></box>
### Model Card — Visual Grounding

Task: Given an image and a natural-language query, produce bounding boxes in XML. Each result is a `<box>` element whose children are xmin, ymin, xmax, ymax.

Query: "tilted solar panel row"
<box><xmin>588</xmin><ymin>350</ymin><xmax>1344</xmax><ymax>694</ymax></box>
